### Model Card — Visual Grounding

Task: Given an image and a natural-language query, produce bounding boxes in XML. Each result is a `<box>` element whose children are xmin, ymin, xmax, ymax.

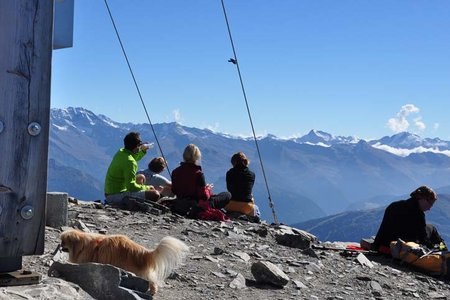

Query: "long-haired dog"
<box><xmin>60</xmin><ymin>229</ymin><xmax>189</xmax><ymax>295</ymax></box>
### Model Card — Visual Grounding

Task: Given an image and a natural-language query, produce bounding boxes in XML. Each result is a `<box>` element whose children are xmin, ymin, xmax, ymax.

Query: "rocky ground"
<box><xmin>3</xmin><ymin>200</ymin><xmax>450</xmax><ymax>299</ymax></box>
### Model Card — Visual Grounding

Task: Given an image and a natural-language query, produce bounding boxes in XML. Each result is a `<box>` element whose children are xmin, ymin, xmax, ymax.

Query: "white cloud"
<box><xmin>372</xmin><ymin>143</ymin><xmax>450</xmax><ymax>157</ymax></box>
<box><xmin>399</xmin><ymin>104</ymin><xmax>419</xmax><ymax>116</ymax></box>
<box><xmin>413</xmin><ymin>117</ymin><xmax>426</xmax><ymax>131</ymax></box>
<box><xmin>206</xmin><ymin>122</ymin><xmax>220</xmax><ymax>132</ymax></box>
<box><xmin>434</xmin><ymin>123</ymin><xmax>440</xmax><ymax>130</ymax></box>
<box><xmin>172</xmin><ymin>109</ymin><xmax>183</xmax><ymax>123</ymax></box>
<box><xmin>387</xmin><ymin>117</ymin><xmax>409</xmax><ymax>132</ymax></box>
<box><xmin>304</xmin><ymin>142</ymin><xmax>331</xmax><ymax>148</ymax></box>
<box><xmin>387</xmin><ymin>104</ymin><xmax>426</xmax><ymax>133</ymax></box>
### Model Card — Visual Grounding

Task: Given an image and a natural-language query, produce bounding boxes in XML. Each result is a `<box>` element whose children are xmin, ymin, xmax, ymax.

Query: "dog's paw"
<box><xmin>149</xmin><ymin>281</ymin><xmax>158</xmax><ymax>295</ymax></box>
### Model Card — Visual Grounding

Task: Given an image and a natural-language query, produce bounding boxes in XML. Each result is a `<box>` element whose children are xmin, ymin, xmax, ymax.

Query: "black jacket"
<box><xmin>373</xmin><ymin>198</ymin><xmax>431</xmax><ymax>248</ymax></box>
<box><xmin>226</xmin><ymin>166</ymin><xmax>255</xmax><ymax>202</ymax></box>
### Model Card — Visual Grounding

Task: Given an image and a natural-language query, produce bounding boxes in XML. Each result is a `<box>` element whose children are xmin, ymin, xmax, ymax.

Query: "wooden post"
<box><xmin>0</xmin><ymin>0</ymin><xmax>54</xmax><ymax>260</ymax></box>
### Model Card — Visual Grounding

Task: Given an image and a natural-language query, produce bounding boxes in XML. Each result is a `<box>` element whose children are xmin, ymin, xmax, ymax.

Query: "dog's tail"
<box><xmin>150</xmin><ymin>236</ymin><xmax>189</xmax><ymax>283</ymax></box>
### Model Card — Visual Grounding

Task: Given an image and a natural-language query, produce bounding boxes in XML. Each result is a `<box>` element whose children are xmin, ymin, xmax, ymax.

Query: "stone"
<box><xmin>212</xmin><ymin>272</ymin><xmax>226</xmax><ymax>278</ymax></box>
<box><xmin>46</xmin><ymin>192</ymin><xmax>68</xmax><ymax>228</ymax></box>
<box><xmin>251</xmin><ymin>261</ymin><xmax>290</xmax><ymax>287</ymax></box>
<box><xmin>224</xmin><ymin>269</ymin><xmax>238</xmax><ymax>277</ymax></box>
<box><xmin>292</xmin><ymin>280</ymin><xmax>307</xmax><ymax>289</ymax></box>
<box><xmin>288</xmin><ymin>261</ymin><xmax>309</xmax><ymax>267</ymax></box>
<box><xmin>356</xmin><ymin>276</ymin><xmax>371</xmax><ymax>281</ymax></box>
<box><xmin>255</xmin><ymin>227</ymin><xmax>268</xmax><ymax>237</ymax></box>
<box><xmin>369</xmin><ymin>281</ymin><xmax>383</xmax><ymax>293</ymax></box>
<box><xmin>355</xmin><ymin>253</ymin><xmax>373</xmax><ymax>268</ymax></box>
<box><xmin>213</xmin><ymin>247</ymin><xmax>225</xmax><ymax>255</ymax></box>
<box><xmin>302</xmin><ymin>248</ymin><xmax>319</xmax><ymax>259</ymax></box>
<box><xmin>306</xmin><ymin>262</ymin><xmax>322</xmax><ymax>273</ymax></box>
<box><xmin>285</xmin><ymin>267</ymin><xmax>296</xmax><ymax>274</ymax></box>
<box><xmin>274</xmin><ymin>225</ymin><xmax>317</xmax><ymax>241</ymax></box>
<box><xmin>428</xmin><ymin>292</ymin><xmax>447</xmax><ymax>299</ymax></box>
<box><xmin>229</xmin><ymin>273</ymin><xmax>246</xmax><ymax>289</ymax></box>
<box><xmin>275</xmin><ymin>233</ymin><xmax>311</xmax><ymax>250</ymax></box>
<box><xmin>0</xmin><ymin>277</ymin><xmax>94</xmax><ymax>299</ymax></box>
<box><xmin>257</xmin><ymin>245</ymin><xmax>270</xmax><ymax>251</ymax></box>
<box><xmin>68</xmin><ymin>197</ymin><xmax>78</xmax><ymax>204</ymax></box>
<box><xmin>48</xmin><ymin>262</ymin><xmax>151</xmax><ymax>300</ymax></box>
<box><xmin>205</xmin><ymin>256</ymin><xmax>219</xmax><ymax>263</ymax></box>
<box><xmin>227</xmin><ymin>231</ymin><xmax>250</xmax><ymax>240</ymax></box>
<box><xmin>72</xmin><ymin>220</ymin><xmax>90</xmax><ymax>232</ymax></box>
<box><xmin>233</xmin><ymin>251</ymin><xmax>251</xmax><ymax>262</ymax></box>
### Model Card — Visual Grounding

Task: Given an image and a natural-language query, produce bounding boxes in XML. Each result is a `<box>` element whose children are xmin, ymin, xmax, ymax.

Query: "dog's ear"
<box><xmin>61</xmin><ymin>230</ymin><xmax>87</xmax><ymax>262</ymax></box>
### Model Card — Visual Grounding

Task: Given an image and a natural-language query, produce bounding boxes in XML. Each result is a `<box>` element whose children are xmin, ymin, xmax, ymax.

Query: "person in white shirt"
<box><xmin>138</xmin><ymin>157</ymin><xmax>173</xmax><ymax>197</ymax></box>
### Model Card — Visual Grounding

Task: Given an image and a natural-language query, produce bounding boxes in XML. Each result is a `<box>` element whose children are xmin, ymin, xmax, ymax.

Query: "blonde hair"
<box><xmin>183</xmin><ymin>144</ymin><xmax>201</xmax><ymax>163</ymax></box>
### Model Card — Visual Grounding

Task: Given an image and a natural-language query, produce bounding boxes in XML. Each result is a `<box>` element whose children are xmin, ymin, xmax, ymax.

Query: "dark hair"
<box><xmin>148</xmin><ymin>157</ymin><xmax>166</xmax><ymax>173</ymax></box>
<box><xmin>124</xmin><ymin>132</ymin><xmax>141</xmax><ymax>151</ymax></box>
<box><xmin>231</xmin><ymin>152</ymin><xmax>249</xmax><ymax>167</ymax></box>
<box><xmin>410</xmin><ymin>185</ymin><xmax>437</xmax><ymax>201</ymax></box>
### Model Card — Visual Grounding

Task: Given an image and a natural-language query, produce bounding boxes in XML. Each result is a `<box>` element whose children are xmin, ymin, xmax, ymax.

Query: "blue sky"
<box><xmin>51</xmin><ymin>0</ymin><xmax>450</xmax><ymax>139</ymax></box>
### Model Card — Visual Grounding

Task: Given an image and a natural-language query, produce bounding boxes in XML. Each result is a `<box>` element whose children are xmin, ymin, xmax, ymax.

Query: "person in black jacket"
<box><xmin>373</xmin><ymin>185</ymin><xmax>444</xmax><ymax>253</ymax></box>
<box><xmin>224</xmin><ymin>152</ymin><xmax>258</xmax><ymax>217</ymax></box>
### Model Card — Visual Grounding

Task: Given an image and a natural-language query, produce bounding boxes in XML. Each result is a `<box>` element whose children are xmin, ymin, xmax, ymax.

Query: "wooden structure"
<box><xmin>54</xmin><ymin>0</ymin><xmax>74</xmax><ymax>49</ymax></box>
<box><xmin>0</xmin><ymin>0</ymin><xmax>54</xmax><ymax>267</ymax></box>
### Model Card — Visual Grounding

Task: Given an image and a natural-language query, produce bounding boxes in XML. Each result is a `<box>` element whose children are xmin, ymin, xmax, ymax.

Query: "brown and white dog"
<box><xmin>60</xmin><ymin>229</ymin><xmax>189</xmax><ymax>295</ymax></box>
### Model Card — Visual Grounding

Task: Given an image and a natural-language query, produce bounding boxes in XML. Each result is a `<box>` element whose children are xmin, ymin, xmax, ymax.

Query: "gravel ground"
<box><xmin>18</xmin><ymin>201</ymin><xmax>450</xmax><ymax>300</ymax></box>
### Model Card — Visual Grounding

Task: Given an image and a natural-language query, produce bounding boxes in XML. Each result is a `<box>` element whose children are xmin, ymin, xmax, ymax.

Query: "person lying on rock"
<box><xmin>373</xmin><ymin>185</ymin><xmax>446</xmax><ymax>254</ymax></box>
<box><xmin>224</xmin><ymin>152</ymin><xmax>260</xmax><ymax>222</ymax></box>
<box><xmin>104</xmin><ymin>132</ymin><xmax>160</xmax><ymax>205</ymax></box>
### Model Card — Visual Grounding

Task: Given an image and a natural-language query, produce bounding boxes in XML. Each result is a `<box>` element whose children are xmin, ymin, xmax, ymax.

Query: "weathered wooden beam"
<box><xmin>0</xmin><ymin>0</ymin><xmax>54</xmax><ymax>257</ymax></box>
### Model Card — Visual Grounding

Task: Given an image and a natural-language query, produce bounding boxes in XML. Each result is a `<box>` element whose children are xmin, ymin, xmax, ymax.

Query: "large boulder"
<box><xmin>48</xmin><ymin>262</ymin><xmax>151</xmax><ymax>300</ymax></box>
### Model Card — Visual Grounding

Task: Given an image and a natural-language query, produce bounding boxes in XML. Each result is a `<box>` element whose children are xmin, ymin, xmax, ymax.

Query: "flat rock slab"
<box><xmin>251</xmin><ymin>261</ymin><xmax>289</xmax><ymax>287</ymax></box>
<box><xmin>0</xmin><ymin>277</ymin><xmax>94</xmax><ymax>300</ymax></box>
<box><xmin>275</xmin><ymin>233</ymin><xmax>312</xmax><ymax>250</ymax></box>
<box><xmin>48</xmin><ymin>262</ymin><xmax>151</xmax><ymax>300</ymax></box>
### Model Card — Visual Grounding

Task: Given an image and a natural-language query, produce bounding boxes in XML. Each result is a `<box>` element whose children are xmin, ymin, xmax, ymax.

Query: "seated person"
<box><xmin>171</xmin><ymin>144</ymin><xmax>231</xmax><ymax>216</ymax></box>
<box><xmin>224</xmin><ymin>152</ymin><xmax>258</xmax><ymax>217</ymax></box>
<box><xmin>104</xmin><ymin>132</ymin><xmax>160</xmax><ymax>205</ymax></box>
<box><xmin>138</xmin><ymin>157</ymin><xmax>173</xmax><ymax>197</ymax></box>
<box><xmin>373</xmin><ymin>185</ymin><xmax>445</xmax><ymax>254</ymax></box>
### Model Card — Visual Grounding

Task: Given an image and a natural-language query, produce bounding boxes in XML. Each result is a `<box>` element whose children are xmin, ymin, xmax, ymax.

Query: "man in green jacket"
<box><xmin>104</xmin><ymin>132</ymin><xmax>160</xmax><ymax>204</ymax></box>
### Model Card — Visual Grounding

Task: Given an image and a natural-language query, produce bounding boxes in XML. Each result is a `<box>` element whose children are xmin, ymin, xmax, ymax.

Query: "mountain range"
<box><xmin>48</xmin><ymin>107</ymin><xmax>450</xmax><ymax>232</ymax></box>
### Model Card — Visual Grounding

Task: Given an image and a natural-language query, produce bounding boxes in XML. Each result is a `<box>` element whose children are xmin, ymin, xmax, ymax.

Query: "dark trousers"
<box><xmin>210</xmin><ymin>192</ymin><xmax>231</xmax><ymax>209</ymax></box>
<box><xmin>426</xmin><ymin>223</ymin><xmax>444</xmax><ymax>246</ymax></box>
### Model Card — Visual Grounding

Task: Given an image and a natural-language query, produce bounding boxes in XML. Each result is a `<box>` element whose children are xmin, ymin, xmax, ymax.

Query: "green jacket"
<box><xmin>104</xmin><ymin>148</ymin><xmax>149</xmax><ymax>195</ymax></box>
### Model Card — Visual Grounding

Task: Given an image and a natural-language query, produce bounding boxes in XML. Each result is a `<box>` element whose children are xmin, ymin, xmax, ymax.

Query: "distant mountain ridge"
<box><xmin>293</xmin><ymin>129</ymin><xmax>360</xmax><ymax>145</ymax></box>
<box><xmin>371</xmin><ymin>132</ymin><xmax>450</xmax><ymax>150</ymax></box>
<box><xmin>48</xmin><ymin>107</ymin><xmax>450</xmax><ymax>225</ymax></box>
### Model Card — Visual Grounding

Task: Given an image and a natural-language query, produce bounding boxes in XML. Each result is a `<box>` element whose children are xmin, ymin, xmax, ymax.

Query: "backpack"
<box><xmin>390</xmin><ymin>239</ymin><xmax>450</xmax><ymax>276</ymax></box>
